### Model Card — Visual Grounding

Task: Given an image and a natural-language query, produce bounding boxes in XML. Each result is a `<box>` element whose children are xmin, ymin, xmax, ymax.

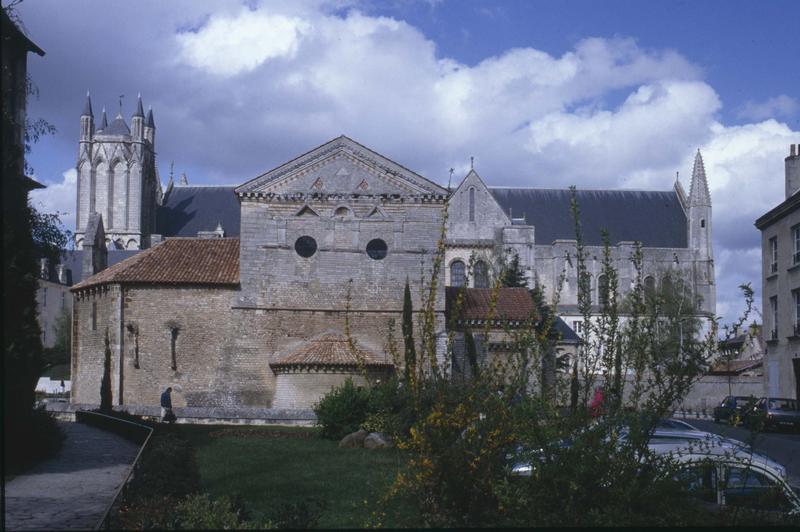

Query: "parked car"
<box><xmin>744</xmin><ymin>398</ymin><xmax>800</xmax><ymax>433</ymax></box>
<box><xmin>713</xmin><ymin>396</ymin><xmax>757</xmax><ymax>424</ymax></box>
<box><xmin>657</xmin><ymin>443</ymin><xmax>800</xmax><ymax>518</ymax></box>
<box><xmin>657</xmin><ymin>418</ymin><xmax>699</xmax><ymax>431</ymax></box>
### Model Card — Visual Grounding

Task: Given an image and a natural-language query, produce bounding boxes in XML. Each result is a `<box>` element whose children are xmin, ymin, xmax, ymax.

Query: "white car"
<box><xmin>654</xmin><ymin>443</ymin><xmax>800</xmax><ymax>517</ymax></box>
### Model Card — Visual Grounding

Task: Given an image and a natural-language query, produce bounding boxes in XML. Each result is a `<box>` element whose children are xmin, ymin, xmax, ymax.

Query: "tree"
<box><xmin>42</xmin><ymin>306</ymin><xmax>71</xmax><ymax>368</ymax></box>
<box><xmin>402</xmin><ymin>279</ymin><xmax>416</xmax><ymax>383</ymax></box>
<box><xmin>2</xmin><ymin>4</ymin><xmax>67</xmax><ymax>470</ymax></box>
<box><xmin>500</xmin><ymin>249</ymin><xmax>528</xmax><ymax>288</ymax></box>
<box><xmin>100</xmin><ymin>329</ymin><xmax>113</xmax><ymax>412</ymax></box>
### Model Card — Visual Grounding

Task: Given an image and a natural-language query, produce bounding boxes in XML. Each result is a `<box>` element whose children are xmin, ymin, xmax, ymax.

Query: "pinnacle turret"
<box><xmin>100</xmin><ymin>107</ymin><xmax>108</xmax><ymax>129</ymax></box>
<box><xmin>689</xmin><ymin>149</ymin><xmax>711</xmax><ymax>207</ymax></box>
<box><xmin>146</xmin><ymin>106</ymin><xmax>155</xmax><ymax>128</ymax></box>
<box><xmin>82</xmin><ymin>92</ymin><xmax>93</xmax><ymax>116</ymax></box>
<box><xmin>133</xmin><ymin>93</ymin><xmax>144</xmax><ymax>118</ymax></box>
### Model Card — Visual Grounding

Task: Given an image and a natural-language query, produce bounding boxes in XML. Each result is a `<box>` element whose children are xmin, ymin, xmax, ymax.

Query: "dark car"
<box><xmin>745</xmin><ymin>398</ymin><xmax>800</xmax><ymax>433</ymax></box>
<box><xmin>713</xmin><ymin>396</ymin><xmax>757</xmax><ymax>424</ymax></box>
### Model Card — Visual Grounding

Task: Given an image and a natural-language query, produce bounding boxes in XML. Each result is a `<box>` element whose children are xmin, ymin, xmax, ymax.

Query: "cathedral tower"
<box><xmin>75</xmin><ymin>94</ymin><xmax>159</xmax><ymax>250</ymax></box>
<box><xmin>688</xmin><ymin>150</ymin><xmax>715</xmax><ymax>314</ymax></box>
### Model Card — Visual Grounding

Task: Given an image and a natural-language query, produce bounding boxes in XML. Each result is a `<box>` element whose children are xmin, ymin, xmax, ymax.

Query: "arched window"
<box><xmin>334</xmin><ymin>206</ymin><xmax>351</xmax><ymax>218</ymax></box>
<box><xmin>450</xmin><ymin>260</ymin><xmax>466</xmax><ymax>287</ymax></box>
<box><xmin>661</xmin><ymin>275</ymin><xmax>673</xmax><ymax>298</ymax></box>
<box><xmin>597</xmin><ymin>274</ymin><xmax>609</xmax><ymax>306</ymax></box>
<box><xmin>469</xmin><ymin>187</ymin><xmax>475</xmax><ymax>222</ymax></box>
<box><xmin>644</xmin><ymin>276</ymin><xmax>656</xmax><ymax>298</ymax></box>
<box><xmin>474</xmin><ymin>260</ymin><xmax>489</xmax><ymax>288</ymax></box>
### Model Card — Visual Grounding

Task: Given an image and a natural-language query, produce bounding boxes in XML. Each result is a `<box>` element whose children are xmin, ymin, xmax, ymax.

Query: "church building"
<box><xmin>69</xmin><ymin>97</ymin><xmax>715</xmax><ymax>415</ymax></box>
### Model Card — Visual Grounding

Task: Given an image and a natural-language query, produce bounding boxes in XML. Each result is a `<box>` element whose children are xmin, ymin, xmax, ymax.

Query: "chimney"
<box><xmin>787</xmin><ymin>143</ymin><xmax>800</xmax><ymax>199</ymax></box>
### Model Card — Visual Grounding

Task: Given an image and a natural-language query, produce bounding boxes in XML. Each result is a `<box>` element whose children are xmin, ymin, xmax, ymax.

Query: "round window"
<box><xmin>366</xmin><ymin>238</ymin><xmax>388</xmax><ymax>260</ymax></box>
<box><xmin>294</xmin><ymin>236</ymin><xmax>317</xmax><ymax>258</ymax></box>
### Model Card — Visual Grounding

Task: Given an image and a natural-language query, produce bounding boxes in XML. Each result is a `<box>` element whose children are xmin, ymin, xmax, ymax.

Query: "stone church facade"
<box><xmin>70</xmin><ymin>101</ymin><xmax>715</xmax><ymax>413</ymax></box>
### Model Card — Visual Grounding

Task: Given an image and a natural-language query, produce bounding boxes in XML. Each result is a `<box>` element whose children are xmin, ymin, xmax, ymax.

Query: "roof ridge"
<box><xmin>488</xmin><ymin>186</ymin><xmax>676</xmax><ymax>193</ymax></box>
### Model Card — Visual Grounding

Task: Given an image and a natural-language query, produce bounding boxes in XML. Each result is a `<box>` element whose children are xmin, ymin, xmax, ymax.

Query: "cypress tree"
<box><xmin>464</xmin><ymin>329</ymin><xmax>479</xmax><ymax>379</ymax></box>
<box><xmin>100</xmin><ymin>328</ymin><xmax>112</xmax><ymax>411</ymax></box>
<box><xmin>402</xmin><ymin>279</ymin><xmax>416</xmax><ymax>383</ymax></box>
<box><xmin>501</xmin><ymin>251</ymin><xmax>528</xmax><ymax>288</ymax></box>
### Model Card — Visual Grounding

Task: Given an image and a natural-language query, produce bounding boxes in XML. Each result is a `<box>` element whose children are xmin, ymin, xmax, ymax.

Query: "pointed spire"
<box><xmin>100</xmin><ymin>107</ymin><xmax>108</xmax><ymax>129</ymax></box>
<box><xmin>689</xmin><ymin>149</ymin><xmax>711</xmax><ymax>206</ymax></box>
<box><xmin>82</xmin><ymin>91</ymin><xmax>93</xmax><ymax>116</ymax></box>
<box><xmin>133</xmin><ymin>93</ymin><xmax>144</xmax><ymax>118</ymax></box>
<box><xmin>146</xmin><ymin>106</ymin><xmax>155</xmax><ymax>128</ymax></box>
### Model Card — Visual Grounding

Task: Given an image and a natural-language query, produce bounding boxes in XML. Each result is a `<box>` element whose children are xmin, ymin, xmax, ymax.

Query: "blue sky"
<box><xmin>11</xmin><ymin>0</ymin><xmax>800</xmax><ymax>325</ymax></box>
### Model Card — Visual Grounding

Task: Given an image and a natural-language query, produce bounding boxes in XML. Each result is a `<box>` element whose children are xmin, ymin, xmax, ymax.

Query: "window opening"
<box><xmin>366</xmin><ymin>239</ymin><xmax>388</xmax><ymax>260</ymax></box>
<box><xmin>92</xmin><ymin>301</ymin><xmax>97</xmax><ymax>331</ymax></box>
<box><xmin>294</xmin><ymin>236</ymin><xmax>317</xmax><ymax>258</ymax></box>
<box><xmin>170</xmin><ymin>328</ymin><xmax>178</xmax><ymax>370</ymax></box>
<box><xmin>450</xmin><ymin>261</ymin><xmax>466</xmax><ymax>287</ymax></box>
<box><xmin>469</xmin><ymin>187</ymin><xmax>475</xmax><ymax>222</ymax></box>
<box><xmin>769</xmin><ymin>237</ymin><xmax>778</xmax><ymax>273</ymax></box>
<box><xmin>474</xmin><ymin>260</ymin><xmax>489</xmax><ymax>288</ymax></box>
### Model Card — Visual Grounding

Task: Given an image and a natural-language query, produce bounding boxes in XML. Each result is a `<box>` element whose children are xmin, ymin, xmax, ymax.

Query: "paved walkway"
<box><xmin>4</xmin><ymin>421</ymin><xmax>140</xmax><ymax>531</ymax></box>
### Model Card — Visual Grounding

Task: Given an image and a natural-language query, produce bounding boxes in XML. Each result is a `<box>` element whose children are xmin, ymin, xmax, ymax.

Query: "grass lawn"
<box><xmin>180</xmin><ymin>425</ymin><xmax>412</xmax><ymax>528</ymax></box>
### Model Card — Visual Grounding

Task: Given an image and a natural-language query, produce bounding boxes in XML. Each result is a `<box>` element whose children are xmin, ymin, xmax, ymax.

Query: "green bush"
<box><xmin>176</xmin><ymin>493</ymin><xmax>271</xmax><ymax>530</ymax></box>
<box><xmin>314</xmin><ymin>378</ymin><xmax>371</xmax><ymax>440</ymax></box>
<box><xmin>265</xmin><ymin>498</ymin><xmax>326</xmax><ymax>529</ymax></box>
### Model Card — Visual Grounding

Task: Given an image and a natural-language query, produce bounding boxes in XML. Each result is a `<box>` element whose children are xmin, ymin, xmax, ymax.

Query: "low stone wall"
<box><xmin>676</xmin><ymin>376</ymin><xmax>763</xmax><ymax>412</ymax></box>
<box><xmin>47</xmin><ymin>402</ymin><xmax>317</xmax><ymax>426</ymax></box>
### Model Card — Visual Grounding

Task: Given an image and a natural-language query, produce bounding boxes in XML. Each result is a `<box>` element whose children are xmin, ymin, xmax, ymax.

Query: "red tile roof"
<box><xmin>270</xmin><ymin>333</ymin><xmax>393</xmax><ymax>371</ymax></box>
<box><xmin>72</xmin><ymin>238</ymin><xmax>239</xmax><ymax>290</ymax></box>
<box><xmin>445</xmin><ymin>287</ymin><xmax>537</xmax><ymax>323</ymax></box>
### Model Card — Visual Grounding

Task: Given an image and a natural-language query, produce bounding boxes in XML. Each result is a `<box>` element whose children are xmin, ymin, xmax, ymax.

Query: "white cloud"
<box><xmin>30</xmin><ymin>168</ymin><xmax>77</xmax><ymax>234</ymax></box>
<box><xmin>176</xmin><ymin>8</ymin><xmax>310</xmax><ymax>76</ymax></box>
<box><xmin>737</xmin><ymin>94</ymin><xmax>800</xmax><ymax>121</ymax></box>
<box><xmin>16</xmin><ymin>1</ymin><xmax>800</xmax><ymax>325</ymax></box>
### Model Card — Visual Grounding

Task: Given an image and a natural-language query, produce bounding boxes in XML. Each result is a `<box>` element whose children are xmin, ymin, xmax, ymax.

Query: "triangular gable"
<box><xmin>236</xmin><ymin>135</ymin><xmax>449</xmax><ymax>196</ymax></box>
<box><xmin>295</xmin><ymin>204</ymin><xmax>320</xmax><ymax>217</ymax></box>
<box><xmin>366</xmin><ymin>205</ymin><xmax>388</xmax><ymax>219</ymax></box>
<box><xmin>450</xmin><ymin>169</ymin><xmax>511</xmax><ymax>226</ymax></box>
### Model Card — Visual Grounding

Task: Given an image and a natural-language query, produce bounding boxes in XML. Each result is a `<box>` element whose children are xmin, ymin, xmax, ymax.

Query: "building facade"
<box><xmin>70</xmin><ymin>132</ymin><xmax>716</xmax><ymax>413</ymax></box>
<box><xmin>755</xmin><ymin>143</ymin><xmax>800</xmax><ymax>399</ymax></box>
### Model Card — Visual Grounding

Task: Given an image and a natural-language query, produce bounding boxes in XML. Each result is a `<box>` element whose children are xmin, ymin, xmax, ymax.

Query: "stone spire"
<box><xmin>145</xmin><ymin>106</ymin><xmax>155</xmax><ymax>128</ymax></box>
<box><xmin>689</xmin><ymin>149</ymin><xmax>711</xmax><ymax>207</ymax></box>
<box><xmin>100</xmin><ymin>107</ymin><xmax>108</xmax><ymax>129</ymax></box>
<box><xmin>82</xmin><ymin>91</ymin><xmax>93</xmax><ymax>116</ymax></box>
<box><xmin>133</xmin><ymin>93</ymin><xmax>144</xmax><ymax>118</ymax></box>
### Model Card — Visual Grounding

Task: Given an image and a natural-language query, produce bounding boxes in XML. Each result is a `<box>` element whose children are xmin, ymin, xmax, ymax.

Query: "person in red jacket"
<box><xmin>589</xmin><ymin>387</ymin><xmax>605</xmax><ymax>418</ymax></box>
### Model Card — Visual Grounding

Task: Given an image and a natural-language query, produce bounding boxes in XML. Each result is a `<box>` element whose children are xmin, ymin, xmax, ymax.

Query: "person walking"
<box><xmin>160</xmin><ymin>386</ymin><xmax>176</xmax><ymax>423</ymax></box>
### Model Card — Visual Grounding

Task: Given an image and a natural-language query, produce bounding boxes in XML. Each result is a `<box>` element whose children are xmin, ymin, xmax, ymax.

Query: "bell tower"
<box><xmin>75</xmin><ymin>93</ymin><xmax>159</xmax><ymax>250</ymax></box>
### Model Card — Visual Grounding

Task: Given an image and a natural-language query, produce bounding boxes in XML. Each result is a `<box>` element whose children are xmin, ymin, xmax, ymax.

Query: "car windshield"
<box><xmin>768</xmin><ymin>399</ymin><xmax>798</xmax><ymax>411</ymax></box>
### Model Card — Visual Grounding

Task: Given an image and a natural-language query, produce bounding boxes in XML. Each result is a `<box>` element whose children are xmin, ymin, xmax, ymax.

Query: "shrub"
<box><xmin>265</xmin><ymin>498</ymin><xmax>326</xmax><ymax>529</ymax></box>
<box><xmin>314</xmin><ymin>378</ymin><xmax>371</xmax><ymax>440</ymax></box>
<box><xmin>176</xmin><ymin>493</ymin><xmax>271</xmax><ymax>530</ymax></box>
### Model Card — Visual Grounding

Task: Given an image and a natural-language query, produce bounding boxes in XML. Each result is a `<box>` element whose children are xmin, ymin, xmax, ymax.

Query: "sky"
<box><xmin>11</xmin><ymin>0</ymin><xmax>800</xmax><ymax>326</ymax></box>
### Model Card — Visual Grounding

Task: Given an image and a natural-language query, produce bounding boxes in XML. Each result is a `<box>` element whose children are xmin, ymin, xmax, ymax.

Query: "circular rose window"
<box><xmin>294</xmin><ymin>236</ymin><xmax>317</xmax><ymax>258</ymax></box>
<box><xmin>366</xmin><ymin>238</ymin><xmax>388</xmax><ymax>260</ymax></box>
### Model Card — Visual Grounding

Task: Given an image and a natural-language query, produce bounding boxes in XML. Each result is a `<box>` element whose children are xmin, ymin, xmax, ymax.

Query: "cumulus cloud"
<box><xmin>30</xmin><ymin>168</ymin><xmax>77</xmax><ymax>233</ymax></box>
<box><xmin>737</xmin><ymin>94</ymin><xmax>799</xmax><ymax>121</ymax></box>
<box><xmin>16</xmin><ymin>0</ymin><xmax>800</xmax><ymax>324</ymax></box>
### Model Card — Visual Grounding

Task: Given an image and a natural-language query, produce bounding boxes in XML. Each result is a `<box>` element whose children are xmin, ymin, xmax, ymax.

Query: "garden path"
<box><xmin>3</xmin><ymin>421</ymin><xmax>139</xmax><ymax>530</ymax></box>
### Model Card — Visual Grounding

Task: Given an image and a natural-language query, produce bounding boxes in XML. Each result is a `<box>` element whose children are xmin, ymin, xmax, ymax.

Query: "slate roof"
<box><xmin>489</xmin><ymin>188</ymin><xmax>688</xmax><ymax>247</ymax></box>
<box><xmin>553</xmin><ymin>317</ymin><xmax>580</xmax><ymax>344</ymax></box>
<box><xmin>446</xmin><ymin>287</ymin><xmax>537</xmax><ymax>323</ymax></box>
<box><xmin>98</xmin><ymin>115</ymin><xmax>130</xmax><ymax>136</ymax></box>
<box><xmin>72</xmin><ymin>238</ymin><xmax>239</xmax><ymax>290</ymax></box>
<box><xmin>157</xmin><ymin>186</ymin><xmax>240</xmax><ymax>238</ymax></box>
<box><xmin>269</xmin><ymin>333</ymin><xmax>393</xmax><ymax>370</ymax></box>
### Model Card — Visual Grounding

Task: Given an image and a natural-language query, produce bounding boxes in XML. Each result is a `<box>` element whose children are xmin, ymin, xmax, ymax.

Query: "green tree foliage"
<box><xmin>42</xmin><ymin>306</ymin><xmax>71</xmax><ymax>368</ymax></box>
<box><xmin>100</xmin><ymin>329</ymin><xmax>113</xmax><ymax>411</ymax></box>
<box><xmin>365</xmin><ymin>188</ymin><xmax>766</xmax><ymax>528</ymax></box>
<box><xmin>402</xmin><ymin>279</ymin><xmax>416</xmax><ymax>383</ymax></box>
<box><xmin>464</xmin><ymin>329</ymin><xmax>479</xmax><ymax>378</ymax></box>
<box><xmin>500</xmin><ymin>249</ymin><xmax>528</xmax><ymax>288</ymax></box>
<box><xmin>2</xmin><ymin>4</ymin><xmax>68</xmax><ymax>471</ymax></box>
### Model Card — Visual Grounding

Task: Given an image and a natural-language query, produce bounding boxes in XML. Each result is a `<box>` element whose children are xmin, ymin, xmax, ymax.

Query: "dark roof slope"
<box><xmin>157</xmin><ymin>186</ymin><xmax>240</xmax><ymax>238</ymax></box>
<box><xmin>489</xmin><ymin>188</ymin><xmax>687</xmax><ymax>247</ymax></box>
<box><xmin>98</xmin><ymin>115</ymin><xmax>130</xmax><ymax>136</ymax></box>
<box><xmin>72</xmin><ymin>238</ymin><xmax>239</xmax><ymax>290</ymax></box>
